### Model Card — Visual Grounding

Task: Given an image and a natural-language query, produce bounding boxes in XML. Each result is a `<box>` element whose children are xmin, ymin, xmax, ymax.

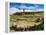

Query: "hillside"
<box><xmin>10</xmin><ymin>11</ymin><xmax>44</xmax><ymax>32</ymax></box>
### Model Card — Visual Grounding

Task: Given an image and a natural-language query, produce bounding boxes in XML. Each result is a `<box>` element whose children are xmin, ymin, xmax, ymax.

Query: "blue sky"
<box><xmin>10</xmin><ymin>3</ymin><xmax>44</xmax><ymax>11</ymax></box>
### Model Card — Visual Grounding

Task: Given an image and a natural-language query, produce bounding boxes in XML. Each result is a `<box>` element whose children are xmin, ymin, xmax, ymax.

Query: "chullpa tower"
<box><xmin>23</xmin><ymin>9</ymin><xmax>25</xmax><ymax>15</ymax></box>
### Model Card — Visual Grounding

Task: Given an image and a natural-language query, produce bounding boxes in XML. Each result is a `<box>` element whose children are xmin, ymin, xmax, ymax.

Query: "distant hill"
<box><xmin>12</xmin><ymin>11</ymin><xmax>43</xmax><ymax>15</ymax></box>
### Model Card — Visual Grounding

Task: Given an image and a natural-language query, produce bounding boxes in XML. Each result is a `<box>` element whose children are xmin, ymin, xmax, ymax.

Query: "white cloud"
<box><xmin>9</xmin><ymin>8</ymin><xmax>23</xmax><ymax>15</ymax></box>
